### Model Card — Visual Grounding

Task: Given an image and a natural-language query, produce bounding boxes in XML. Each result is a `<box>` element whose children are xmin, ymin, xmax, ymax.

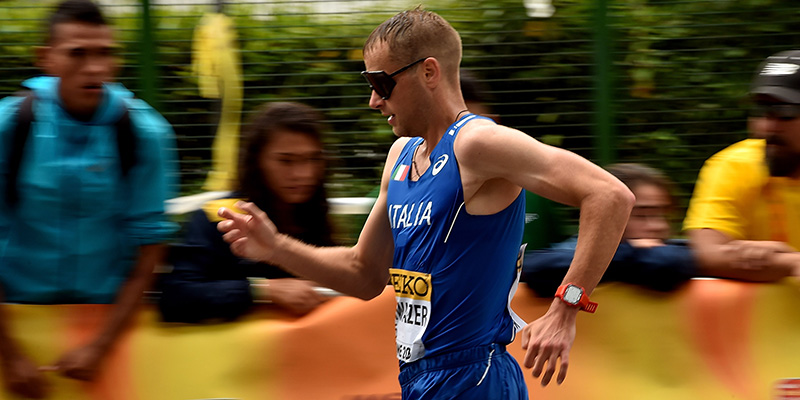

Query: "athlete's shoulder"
<box><xmin>386</xmin><ymin>137</ymin><xmax>415</xmax><ymax>162</ymax></box>
<box><xmin>390</xmin><ymin>136</ymin><xmax>414</xmax><ymax>151</ymax></box>
<box><xmin>453</xmin><ymin>119</ymin><xmax>524</xmax><ymax>160</ymax></box>
<box><xmin>453</xmin><ymin>114</ymin><xmax>496</xmax><ymax>134</ymax></box>
<box><xmin>455</xmin><ymin>117</ymin><xmax>520</xmax><ymax>142</ymax></box>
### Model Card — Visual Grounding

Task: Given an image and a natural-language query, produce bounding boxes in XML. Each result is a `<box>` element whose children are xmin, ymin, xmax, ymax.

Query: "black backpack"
<box><xmin>4</xmin><ymin>91</ymin><xmax>136</xmax><ymax>207</ymax></box>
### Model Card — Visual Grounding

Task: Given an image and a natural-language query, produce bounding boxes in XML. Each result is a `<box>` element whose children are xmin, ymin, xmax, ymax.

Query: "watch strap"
<box><xmin>555</xmin><ymin>283</ymin><xmax>598</xmax><ymax>313</ymax></box>
<box><xmin>582</xmin><ymin>299</ymin><xmax>598</xmax><ymax>313</ymax></box>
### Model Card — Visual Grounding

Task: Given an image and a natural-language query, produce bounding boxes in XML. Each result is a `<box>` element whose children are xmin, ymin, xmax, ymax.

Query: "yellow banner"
<box><xmin>192</xmin><ymin>13</ymin><xmax>243</xmax><ymax>192</ymax></box>
<box><xmin>1</xmin><ymin>279</ymin><xmax>799</xmax><ymax>399</ymax></box>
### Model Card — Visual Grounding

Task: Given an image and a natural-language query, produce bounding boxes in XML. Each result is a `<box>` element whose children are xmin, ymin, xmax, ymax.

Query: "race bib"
<box><xmin>389</xmin><ymin>268</ymin><xmax>432</xmax><ymax>362</ymax></box>
<box><xmin>507</xmin><ymin>243</ymin><xmax>528</xmax><ymax>337</ymax></box>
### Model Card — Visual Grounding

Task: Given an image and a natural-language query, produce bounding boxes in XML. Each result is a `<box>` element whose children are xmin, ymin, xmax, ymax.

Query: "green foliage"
<box><xmin>611</xmin><ymin>0</ymin><xmax>800</xmax><ymax>219</ymax></box>
<box><xmin>2</xmin><ymin>0</ymin><xmax>800</xmax><ymax>222</ymax></box>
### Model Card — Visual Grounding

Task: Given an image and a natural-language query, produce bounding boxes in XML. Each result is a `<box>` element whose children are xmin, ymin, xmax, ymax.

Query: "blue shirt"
<box><xmin>386</xmin><ymin>114</ymin><xmax>526</xmax><ymax>362</ymax></box>
<box><xmin>0</xmin><ymin>76</ymin><xmax>176</xmax><ymax>304</ymax></box>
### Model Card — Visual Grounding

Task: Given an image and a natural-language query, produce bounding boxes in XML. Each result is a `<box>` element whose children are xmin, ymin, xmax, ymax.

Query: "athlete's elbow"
<box><xmin>355</xmin><ymin>284</ymin><xmax>386</xmax><ymax>300</ymax></box>
<box><xmin>608</xmin><ymin>182</ymin><xmax>636</xmax><ymax>214</ymax></box>
<box><xmin>353</xmin><ymin>269</ymin><xmax>390</xmax><ymax>300</ymax></box>
<box><xmin>348</xmin><ymin>245</ymin><xmax>391</xmax><ymax>300</ymax></box>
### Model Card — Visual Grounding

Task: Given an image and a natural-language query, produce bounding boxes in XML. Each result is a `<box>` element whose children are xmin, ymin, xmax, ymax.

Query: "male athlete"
<box><xmin>218</xmin><ymin>8</ymin><xmax>633</xmax><ymax>399</ymax></box>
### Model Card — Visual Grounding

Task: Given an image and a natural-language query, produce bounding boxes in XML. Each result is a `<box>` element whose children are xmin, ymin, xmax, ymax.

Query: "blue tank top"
<box><xmin>386</xmin><ymin>114</ymin><xmax>526</xmax><ymax>363</ymax></box>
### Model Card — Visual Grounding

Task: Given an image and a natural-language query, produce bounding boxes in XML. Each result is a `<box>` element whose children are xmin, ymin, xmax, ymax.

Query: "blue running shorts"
<box><xmin>398</xmin><ymin>343</ymin><xmax>528</xmax><ymax>400</ymax></box>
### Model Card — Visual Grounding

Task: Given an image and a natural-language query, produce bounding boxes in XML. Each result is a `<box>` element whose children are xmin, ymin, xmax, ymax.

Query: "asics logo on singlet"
<box><xmin>761</xmin><ymin>62</ymin><xmax>800</xmax><ymax>76</ymax></box>
<box><xmin>431</xmin><ymin>154</ymin><xmax>448</xmax><ymax>176</ymax></box>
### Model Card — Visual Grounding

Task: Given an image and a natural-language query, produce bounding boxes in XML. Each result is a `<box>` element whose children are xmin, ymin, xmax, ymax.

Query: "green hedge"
<box><xmin>2</xmin><ymin>0</ymin><xmax>800</xmax><ymax>216</ymax></box>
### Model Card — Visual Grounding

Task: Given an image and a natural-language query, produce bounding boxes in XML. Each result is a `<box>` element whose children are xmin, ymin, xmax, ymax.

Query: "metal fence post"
<box><xmin>591</xmin><ymin>0</ymin><xmax>616</xmax><ymax>165</ymax></box>
<box><xmin>137</xmin><ymin>0</ymin><xmax>158</xmax><ymax>109</ymax></box>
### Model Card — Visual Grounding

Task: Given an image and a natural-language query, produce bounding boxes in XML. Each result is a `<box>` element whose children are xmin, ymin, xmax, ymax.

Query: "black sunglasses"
<box><xmin>361</xmin><ymin>57</ymin><xmax>429</xmax><ymax>100</ymax></box>
<box><xmin>750</xmin><ymin>103</ymin><xmax>800</xmax><ymax>121</ymax></box>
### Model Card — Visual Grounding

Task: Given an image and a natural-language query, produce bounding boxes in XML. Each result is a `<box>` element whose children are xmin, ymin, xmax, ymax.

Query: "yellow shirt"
<box><xmin>684</xmin><ymin>139</ymin><xmax>800</xmax><ymax>249</ymax></box>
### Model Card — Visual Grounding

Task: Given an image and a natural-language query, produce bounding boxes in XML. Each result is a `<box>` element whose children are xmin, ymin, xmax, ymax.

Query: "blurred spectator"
<box><xmin>158</xmin><ymin>102</ymin><xmax>334</xmax><ymax>322</ymax></box>
<box><xmin>522</xmin><ymin>163</ymin><xmax>696</xmax><ymax>296</ymax></box>
<box><xmin>0</xmin><ymin>0</ymin><xmax>175</xmax><ymax>396</ymax></box>
<box><xmin>460</xmin><ymin>70</ymin><xmax>498</xmax><ymax>122</ymax></box>
<box><xmin>683</xmin><ymin>50</ymin><xmax>800</xmax><ymax>282</ymax></box>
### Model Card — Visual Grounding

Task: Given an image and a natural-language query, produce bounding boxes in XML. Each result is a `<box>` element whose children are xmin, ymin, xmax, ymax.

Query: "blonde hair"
<box><xmin>364</xmin><ymin>7</ymin><xmax>462</xmax><ymax>87</ymax></box>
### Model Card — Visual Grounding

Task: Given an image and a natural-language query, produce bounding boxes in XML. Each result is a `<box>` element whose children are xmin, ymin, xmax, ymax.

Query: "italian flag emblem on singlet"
<box><xmin>392</xmin><ymin>164</ymin><xmax>410</xmax><ymax>181</ymax></box>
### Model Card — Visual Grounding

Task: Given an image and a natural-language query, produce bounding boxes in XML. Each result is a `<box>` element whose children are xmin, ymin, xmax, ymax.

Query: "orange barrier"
<box><xmin>2</xmin><ymin>279</ymin><xmax>799</xmax><ymax>399</ymax></box>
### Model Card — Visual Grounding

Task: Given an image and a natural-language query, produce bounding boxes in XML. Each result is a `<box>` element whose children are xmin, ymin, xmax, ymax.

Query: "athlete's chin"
<box><xmin>392</xmin><ymin>127</ymin><xmax>411</xmax><ymax>138</ymax></box>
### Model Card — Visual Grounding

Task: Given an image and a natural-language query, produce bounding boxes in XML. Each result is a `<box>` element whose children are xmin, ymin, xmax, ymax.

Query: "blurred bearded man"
<box><xmin>684</xmin><ymin>50</ymin><xmax>800</xmax><ymax>282</ymax></box>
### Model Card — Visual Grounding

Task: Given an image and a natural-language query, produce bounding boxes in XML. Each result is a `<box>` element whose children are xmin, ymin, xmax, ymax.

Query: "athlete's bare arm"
<box><xmin>217</xmin><ymin>138</ymin><xmax>411</xmax><ymax>300</ymax></box>
<box><xmin>454</xmin><ymin>122</ymin><xmax>635</xmax><ymax>386</ymax></box>
<box><xmin>455</xmin><ymin>122</ymin><xmax>634</xmax><ymax>284</ymax></box>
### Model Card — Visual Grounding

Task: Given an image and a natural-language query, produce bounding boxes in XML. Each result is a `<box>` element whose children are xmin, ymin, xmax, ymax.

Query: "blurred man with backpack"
<box><xmin>0</xmin><ymin>0</ymin><xmax>175</xmax><ymax>397</ymax></box>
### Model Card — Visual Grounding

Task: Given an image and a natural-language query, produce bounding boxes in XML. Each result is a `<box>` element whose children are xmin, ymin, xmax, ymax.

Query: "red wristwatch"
<box><xmin>555</xmin><ymin>283</ymin><xmax>598</xmax><ymax>313</ymax></box>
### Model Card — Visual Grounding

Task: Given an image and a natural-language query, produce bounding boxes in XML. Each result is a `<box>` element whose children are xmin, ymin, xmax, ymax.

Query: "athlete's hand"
<box><xmin>217</xmin><ymin>201</ymin><xmax>279</xmax><ymax>263</ymax></box>
<box><xmin>520</xmin><ymin>299</ymin><xmax>577</xmax><ymax>386</ymax></box>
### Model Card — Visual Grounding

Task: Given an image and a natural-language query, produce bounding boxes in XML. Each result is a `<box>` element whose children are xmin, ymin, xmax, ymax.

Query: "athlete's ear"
<box><xmin>422</xmin><ymin>57</ymin><xmax>441</xmax><ymax>90</ymax></box>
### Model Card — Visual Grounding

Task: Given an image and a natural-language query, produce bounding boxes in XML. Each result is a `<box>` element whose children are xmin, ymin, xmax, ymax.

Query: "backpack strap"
<box><xmin>115</xmin><ymin>106</ymin><xmax>136</xmax><ymax>178</ymax></box>
<box><xmin>4</xmin><ymin>92</ymin><xmax>137</xmax><ymax>208</ymax></box>
<box><xmin>5</xmin><ymin>91</ymin><xmax>35</xmax><ymax>207</ymax></box>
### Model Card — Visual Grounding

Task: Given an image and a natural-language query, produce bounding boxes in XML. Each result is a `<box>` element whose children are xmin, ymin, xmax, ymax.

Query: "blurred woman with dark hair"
<box><xmin>159</xmin><ymin>102</ymin><xmax>334</xmax><ymax>322</ymax></box>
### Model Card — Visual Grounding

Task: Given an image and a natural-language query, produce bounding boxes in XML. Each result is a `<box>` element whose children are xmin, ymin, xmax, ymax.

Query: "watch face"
<box><xmin>563</xmin><ymin>285</ymin><xmax>583</xmax><ymax>305</ymax></box>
